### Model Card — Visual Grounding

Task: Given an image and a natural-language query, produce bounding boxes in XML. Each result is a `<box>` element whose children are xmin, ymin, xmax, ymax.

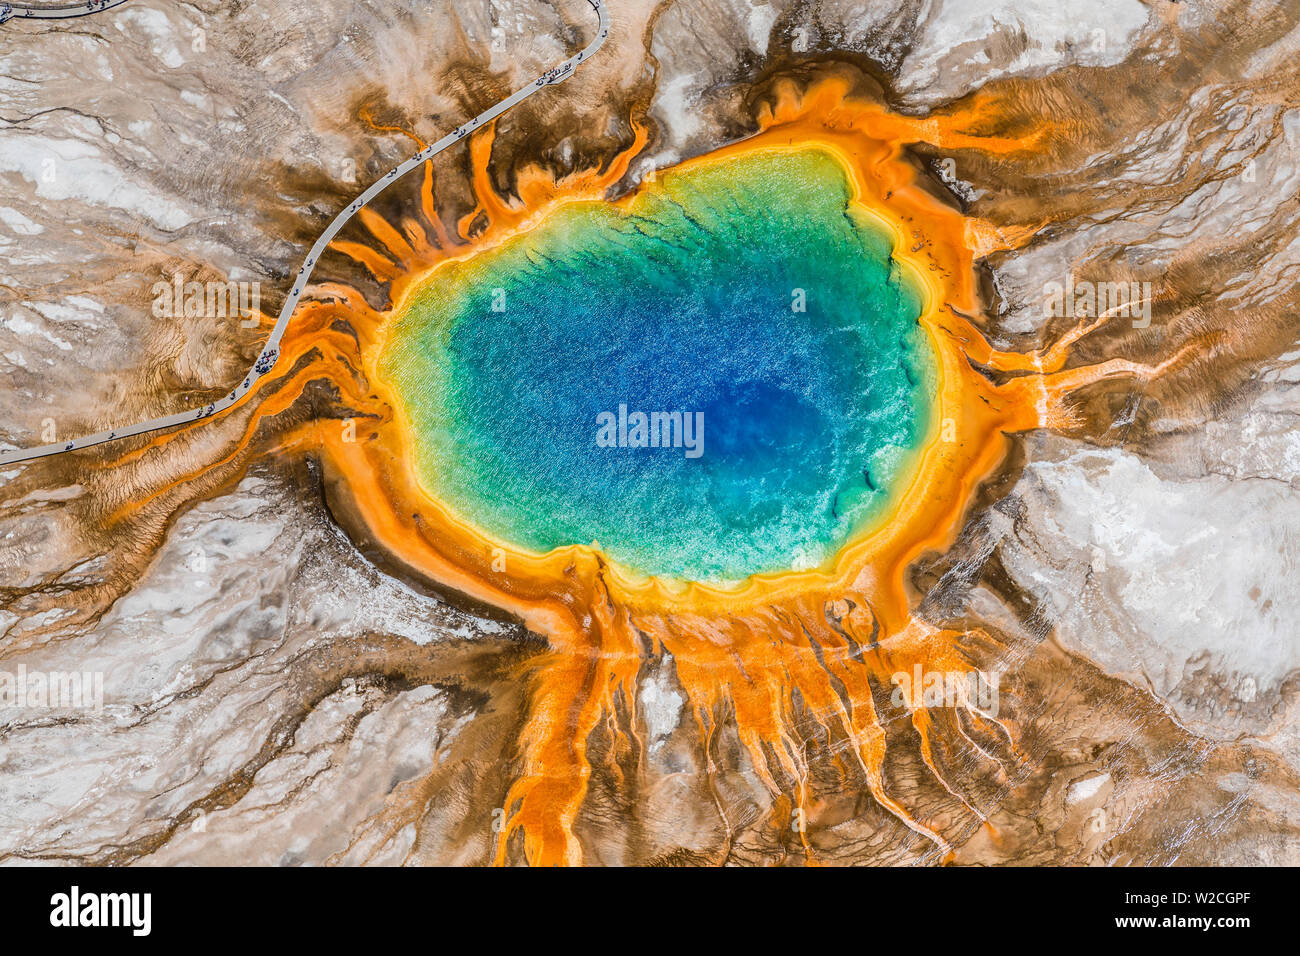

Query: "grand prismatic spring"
<box><xmin>379</xmin><ymin>148</ymin><xmax>936</xmax><ymax>583</ymax></box>
<box><xmin>9</xmin><ymin>0</ymin><xmax>1296</xmax><ymax>874</ymax></box>
<box><xmin>232</xmin><ymin>79</ymin><xmax>1172</xmax><ymax>865</ymax></box>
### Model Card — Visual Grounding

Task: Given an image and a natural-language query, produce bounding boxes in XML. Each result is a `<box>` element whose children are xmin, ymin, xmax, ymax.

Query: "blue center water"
<box><xmin>380</xmin><ymin>147</ymin><xmax>936</xmax><ymax>583</ymax></box>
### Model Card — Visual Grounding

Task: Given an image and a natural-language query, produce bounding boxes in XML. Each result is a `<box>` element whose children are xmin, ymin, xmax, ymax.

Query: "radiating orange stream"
<box><xmin>146</xmin><ymin>78</ymin><xmax>1186</xmax><ymax>864</ymax></box>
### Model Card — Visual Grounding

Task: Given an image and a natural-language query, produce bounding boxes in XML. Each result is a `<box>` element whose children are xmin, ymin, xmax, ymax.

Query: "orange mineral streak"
<box><xmin>233</xmin><ymin>81</ymin><xmax>1177</xmax><ymax>865</ymax></box>
<box><xmin>358</xmin><ymin>105</ymin><xmax>429</xmax><ymax>151</ymax></box>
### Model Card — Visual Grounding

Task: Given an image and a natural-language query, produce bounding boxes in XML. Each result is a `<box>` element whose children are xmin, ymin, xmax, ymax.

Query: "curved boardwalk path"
<box><xmin>1</xmin><ymin>0</ymin><xmax>610</xmax><ymax>464</ymax></box>
<box><xmin>1</xmin><ymin>1</ymin><xmax>132</xmax><ymax>24</ymax></box>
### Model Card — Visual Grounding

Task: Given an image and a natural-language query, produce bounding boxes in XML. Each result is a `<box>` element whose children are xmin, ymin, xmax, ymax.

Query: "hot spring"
<box><xmin>378</xmin><ymin>147</ymin><xmax>937</xmax><ymax>583</ymax></box>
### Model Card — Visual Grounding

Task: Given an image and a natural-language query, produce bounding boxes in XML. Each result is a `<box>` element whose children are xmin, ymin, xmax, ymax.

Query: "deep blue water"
<box><xmin>381</xmin><ymin>147</ymin><xmax>935</xmax><ymax>582</ymax></box>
